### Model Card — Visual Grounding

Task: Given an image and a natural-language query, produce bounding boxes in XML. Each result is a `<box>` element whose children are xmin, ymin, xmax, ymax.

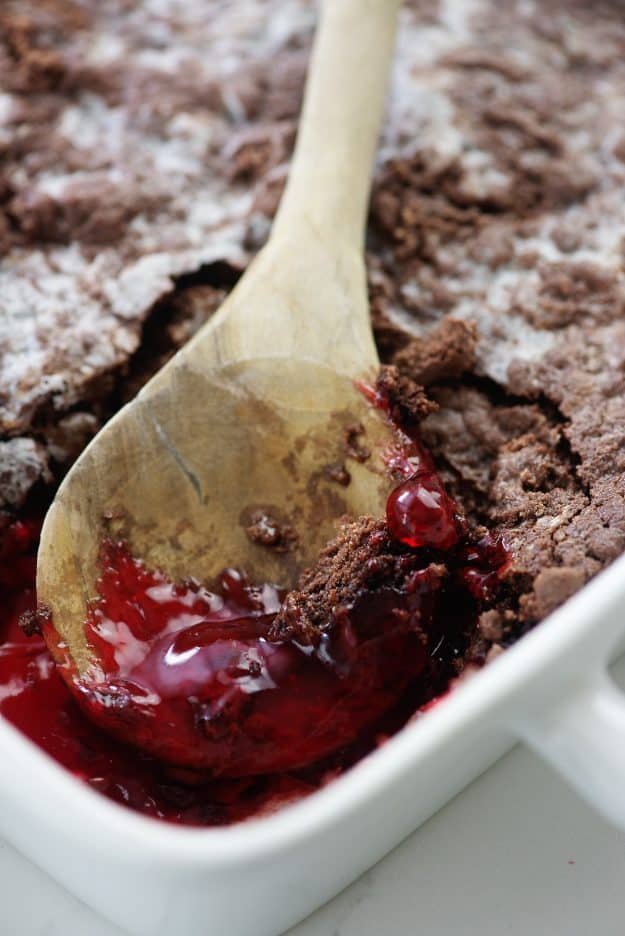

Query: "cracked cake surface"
<box><xmin>3</xmin><ymin>0</ymin><xmax>625</xmax><ymax>667</ymax></box>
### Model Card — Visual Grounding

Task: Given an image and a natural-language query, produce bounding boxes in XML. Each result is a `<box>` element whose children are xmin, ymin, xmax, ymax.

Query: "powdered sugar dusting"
<box><xmin>4</xmin><ymin>0</ymin><xmax>625</xmax><ymax>517</ymax></box>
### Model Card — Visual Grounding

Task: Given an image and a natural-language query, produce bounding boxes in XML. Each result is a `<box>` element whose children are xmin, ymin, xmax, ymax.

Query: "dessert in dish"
<box><xmin>3</xmin><ymin>0</ymin><xmax>625</xmax><ymax>824</ymax></box>
<box><xmin>32</xmin><ymin>373</ymin><xmax>508</xmax><ymax>779</ymax></box>
<box><xmin>2</xmin><ymin>477</ymin><xmax>507</xmax><ymax>824</ymax></box>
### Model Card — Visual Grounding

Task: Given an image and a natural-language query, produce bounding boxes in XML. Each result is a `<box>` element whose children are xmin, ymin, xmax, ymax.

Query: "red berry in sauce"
<box><xmin>386</xmin><ymin>471</ymin><xmax>459</xmax><ymax>551</ymax></box>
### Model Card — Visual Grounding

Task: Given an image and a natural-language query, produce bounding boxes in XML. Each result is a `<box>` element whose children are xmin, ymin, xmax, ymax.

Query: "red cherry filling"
<box><xmin>386</xmin><ymin>471</ymin><xmax>459</xmax><ymax>550</ymax></box>
<box><xmin>0</xmin><ymin>371</ymin><xmax>511</xmax><ymax>822</ymax></box>
<box><xmin>0</xmin><ymin>448</ymin><xmax>510</xmax><ymax>823</ymax></box>
<box><xmin>455</xmin><ymin>533</ymin><xmax>511</xmax><ymax>602</ymax></box>
<box><xmin>55</xmin><ymin>459</ymin><xmax>505</xmax><ymax>780</ymax></box>
<box><xmin>0</xmin><ymin>519</ymin><xmax>333</xmax><ymax>824</ymax></box>
<box><xmin>63</xmin><ymin>541</ymin><xmax>431</xmax><ymax>776</ymax></box>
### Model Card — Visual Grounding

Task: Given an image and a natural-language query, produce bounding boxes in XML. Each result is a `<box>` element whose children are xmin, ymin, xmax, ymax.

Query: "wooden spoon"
<box><xmin>37</xmin><ymin>0</ymin><xmax>402</xmax><ymax>675</ymax></box>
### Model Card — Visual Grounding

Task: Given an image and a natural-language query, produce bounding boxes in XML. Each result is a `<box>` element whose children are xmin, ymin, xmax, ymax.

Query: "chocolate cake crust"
<box><xmin>271</xmin><ymin>516</ymin><xmax>445</xmax><ymax>645</ymax></box>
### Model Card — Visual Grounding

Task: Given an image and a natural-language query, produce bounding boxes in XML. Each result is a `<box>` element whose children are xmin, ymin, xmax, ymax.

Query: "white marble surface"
<box><xmin>4</xmin><ymin>736</ymin><xmax>625</xmax><ymax>936</ymax></box>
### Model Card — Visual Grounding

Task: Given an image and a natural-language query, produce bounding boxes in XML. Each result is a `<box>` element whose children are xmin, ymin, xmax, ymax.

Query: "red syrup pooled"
<box><xmin>0</xmin><ymin>513</ymin><xmax>468</xmax><ymax>825</ymax></box>
<box><xmin>0</xmin><ymin>518</ymin><xmax>336</xmax><ymax>824</ymax></box>
<box><xmin>0</xmin><ymin>387</ymin><xmax>510</xmax><ymax>824</ymax></box>
<box><xmin>55</xmin><ymin>541</ymin><xmax>433</xmax><ymax>776</ymax></box>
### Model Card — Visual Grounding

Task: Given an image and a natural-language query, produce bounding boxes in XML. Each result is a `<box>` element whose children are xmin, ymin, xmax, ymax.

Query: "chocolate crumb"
<box><xmin>271</xmin><ymin>516</ymin><xmax>442</xmax><ymax>645</ymax></box>
<box><xmin>478</xmin><ymin>609</ymin><xmax>504</xmax><ymax>642</ymax></box>
<box><xmin>18</xmin><ymin>604</ymin><xmax>51</xmax><ymax>637</ymax></box>
<box><xmin>532</xmin><ymin>566</ymin><xmax>586</xmax><ymax>619</ymax></box>
<box><xmin>17</xmin><ymin>609</ymin><xmax>41</xmax><ymax>637</ymax></box>
<box><xmin>375</xmin><ymin>365</ymin><xmax>436</xmax><ymax>427</ymax></box>
<box><xmin>323</xmin><ymin>462</ymin><xmax>351</xmax><ymax>486</ymax></box>
<box><xmin>551</xmin><ymin>225</ymin><xmax>581</xmax><ymax>254</ymax></box>
<box><xmin>244</xmin><ymin>510</ymin><xmax>297</xmax><ymax>553</ymax></box>
<box><xmin>392</xmin><ymin>320</ymin><xmax>478</xmax><ymax>387</ymax></box>
<box><xmin>343</xmin><ymin>423</ymin><xmax>371</xmax><ymax>463</ymax></box>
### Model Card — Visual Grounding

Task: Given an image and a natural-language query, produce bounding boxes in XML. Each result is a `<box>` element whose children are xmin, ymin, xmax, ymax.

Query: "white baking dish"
<box><xmin>1</xmin><ymin>549</ymin><xmax>624</xmax><ymax>936</ymax></box>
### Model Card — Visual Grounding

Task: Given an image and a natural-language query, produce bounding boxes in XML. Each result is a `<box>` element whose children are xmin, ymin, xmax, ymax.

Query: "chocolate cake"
<box><xmin>2</xmin><ymin>0</ymin><xmax>625</xmax><ymax>820</ymax></box>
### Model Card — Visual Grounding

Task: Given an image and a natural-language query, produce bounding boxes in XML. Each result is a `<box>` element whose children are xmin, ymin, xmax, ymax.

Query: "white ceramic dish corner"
<box><xmin>2</xmin><ymin>550</ymin><xmax>625</xmax><ymax>936</ymax></box>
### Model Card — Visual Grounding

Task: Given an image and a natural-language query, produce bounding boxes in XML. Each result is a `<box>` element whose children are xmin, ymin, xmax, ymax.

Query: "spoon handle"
<box><xmin>272</xmin><ymin>0</ymin><xmax>402</xmax><ymax>250</ymax></box>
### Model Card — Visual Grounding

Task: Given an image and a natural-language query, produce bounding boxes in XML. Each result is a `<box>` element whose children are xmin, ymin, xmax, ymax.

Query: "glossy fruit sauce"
<box><xmin>0</xmin><ymin>398</ymin><xmax>509</xmax><ymax>825</ymax></box>
<box><xmin>1</xmin><ymin>517</ymin><xmax>351</xmax><ymax>823</ymax></box>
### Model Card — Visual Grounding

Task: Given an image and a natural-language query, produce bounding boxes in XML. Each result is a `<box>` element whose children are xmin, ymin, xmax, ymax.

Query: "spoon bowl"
<box><xmin>38</xmin><ymin>1</ymin><xmax>402</xmax><ymax>693</ymax></box>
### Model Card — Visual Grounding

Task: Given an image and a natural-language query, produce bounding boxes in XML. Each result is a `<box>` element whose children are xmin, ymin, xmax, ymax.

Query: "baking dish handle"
<box><xmin>516</xmin><ymin>672</ymin><xmax>625</xmax><ymax>827</ymax></box>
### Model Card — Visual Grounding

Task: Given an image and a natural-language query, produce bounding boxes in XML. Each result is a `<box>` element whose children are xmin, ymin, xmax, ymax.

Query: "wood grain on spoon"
<box><xmin>37</xmin><ymin>0</ymin><xmax>402</xmax><ymax>675</ymax></box>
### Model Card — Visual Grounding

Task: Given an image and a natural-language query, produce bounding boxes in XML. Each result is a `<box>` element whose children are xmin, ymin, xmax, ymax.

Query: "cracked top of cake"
<box><xmin>3</xmin><ymin>0</ymin><xmax>625</xmax><ymax>660</ymax></box>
